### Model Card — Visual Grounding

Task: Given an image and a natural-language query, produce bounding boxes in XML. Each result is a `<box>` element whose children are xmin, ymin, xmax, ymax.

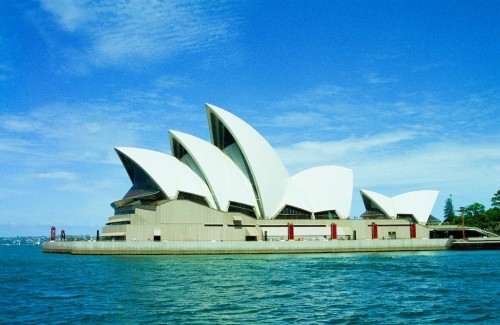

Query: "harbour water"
<box><xmin>1</xmin><ymin>245</ymin><xmax>499</xmax><ymax>324</ymax></box>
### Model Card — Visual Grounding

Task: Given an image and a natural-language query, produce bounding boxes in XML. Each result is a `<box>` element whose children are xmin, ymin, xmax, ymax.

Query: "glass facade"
<box><xmin>177</xmin><ymin>191</ymin><xmax>209</xmax><ymax>206</ymax></box>
<box><xmin>275</xmin><ymin>205</ymin><xmax>312</xmax><ymax>219</ymax></box>
<box><xmin>210</xmin><ymin>113</ymin><xmax>236</xmax><ymax>150</ymax></box>
<box><xmin>228</xmin><ymin>201</ymin><xmax>257</xmax><ymax>218</ymax></box>
<box><xmin>314</xmin><ymin>210</ymin><xmax>340</xmax><ymax>219</ymax></box>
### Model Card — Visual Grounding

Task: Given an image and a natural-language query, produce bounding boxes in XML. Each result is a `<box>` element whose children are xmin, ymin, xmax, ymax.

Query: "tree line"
<box><xmin>443</xmin><ymin>189</ymin><xmax>500</xmax><ymax>235</ymax></box>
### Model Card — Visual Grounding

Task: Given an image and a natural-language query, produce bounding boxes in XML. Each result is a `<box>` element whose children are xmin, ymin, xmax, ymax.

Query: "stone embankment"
<box><xmin>43</xmin><ymin>238</ymin><xmax>449</xmax><ymax>255</ymax></box>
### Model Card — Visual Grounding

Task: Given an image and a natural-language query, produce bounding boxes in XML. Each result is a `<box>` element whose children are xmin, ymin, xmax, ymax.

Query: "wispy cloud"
<box><xmin>262</xmin><ymin>112</ymin><xmax>333</xmax><ymax>129</ymax></box>
<box><xmin>1</xmin><ymin>103</ymin><xmax>156</xmax><ymax>166</ymax></box>
<box><xmin>264</xmin><ymin>84</ymin><xmax>499</xmax><ymax>140</ymax></box>
<box><xmin>38</xmin><ymin>1</ymin><xmax>240</xmax><ymax>67</ymax></box>
<box><xmin>32</xmin><ymin>171</ymin><xmax>77</xmax><ymax>180</ymax></box>
<box><xmin>365</xmin><ymin>73</ymin><xmax>398</xmax><ymax>84</ymax></box>
<box><xmin>0</xmin><ymin>64</ymin><xmax>13</xmax><ymax>81</ymax></box>
<box><xmin>277</xmin><ymin>132</ymin><xmax>500</xmax><ymax>217</ymax></box>
<box><xmin>273</xmin><ymin>84</ymin><xmax>356</xmax><ymax>110</ymax></box>
<box><xmin>1</xmin><ymin>116</ymin><xmax>43</xmax><ymax>133</ymax></box>
<box><xmin>261</xmin><ymin>82</ymin><xmax>500</xmax><ymax>216</ymax></box>
<box><xmin>277</xmin><ymin>130</ymin><xmax>419</xmax><ymax>173</ymax></box>
<box><xmin>0</xmin><ymin>76</ymin><xmax>205</xmax><ymax>182</ymax></box>
<box><xmin>352</xmin><ymin>142</ymin><xmax>500</xmax><ymax>188</ymax></box>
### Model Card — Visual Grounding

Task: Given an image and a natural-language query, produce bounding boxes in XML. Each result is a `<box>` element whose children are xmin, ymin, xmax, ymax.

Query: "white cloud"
<box><xmin>274</xmin><ymin>84</ymin><xmax>356</xmax><ymax>111</ymax></box>
<box><xmin>263</xmin><ymin>112</ymin><xmax>333</xmax><ymax>129</ymax></box>
<box><xmin>278</xmin><ymin>130</ymin><xmax>499</xmax><ymax>188</ymax></box>
<box><xmin>33</xmin><ymin>171</ymin><xmax>77</xmax><ymax>180</ymax></box>
<box><xmin>277</xmin><ymin>130</ymin><xmax>419</xmax><ymax>174</ymax></box>
<box><xmin>0</xmin><ymin>103</ymin><xmax>147</xmax><ymax>165</ymax></box>
<box><xmin>39</xmin><ymin>0</ymin><xmax>91</xmax><ymax>32</ymax></box>
<box><xmin>1</xmin><ymin>116</ymin><xmax>43</xmax><ymax>133</ymax></box>
<box><xmin>0</xmin><ymin>64</ymin><xmax>13</xmax><ymax>81</ymax></box>
<box><xmin>38</xmin><ymin>0</ymin><xmax>239</xmax><ymax>66</ymax></box>
<box><xmin>277</xmin><ymin>133</ymin><xmax>500</xmax><ymax>217</ymax></box>
<box><xmin>266</xmin><ymin>81</ymin><xmax>499</xmax><ymax>217</ymax></box>
<box><xmin>351</xmin><ymin>142</ymin><xmax>500</xmax><ymax>188</ymax></box>
<box><xmin>0</xmin><ymin>137</ymin><xmax>37</xmax><ymax>153</ymax></box>
<box><xmin>365</xmin><ymin>73</ymin><xmax>398</xmax><ymax>84</ymax></box>
<box><xmin>0</xmin><ymin>76</ymin><xmax>203</xmax><ymax>172</ymax></box>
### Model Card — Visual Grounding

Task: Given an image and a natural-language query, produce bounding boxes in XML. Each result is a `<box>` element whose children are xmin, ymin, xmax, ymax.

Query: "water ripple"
<box><xmin>1</xmin><ymin>247</ymin><xmax>499</xmax><ymax>324</ymax></box>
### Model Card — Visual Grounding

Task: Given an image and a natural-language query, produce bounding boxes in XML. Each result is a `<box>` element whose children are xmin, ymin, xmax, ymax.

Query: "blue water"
<box><xmin>1</xmin><ymin>246</ymin><xmax>499</xmax><ymax>324</ymax></box>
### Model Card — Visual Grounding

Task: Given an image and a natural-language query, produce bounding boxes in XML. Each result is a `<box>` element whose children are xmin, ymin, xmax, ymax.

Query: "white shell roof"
<box><xmin>115</xmin><ymin>147</ymin><xmax>216</xmax><ymax>208</ymax></box>
<box><xmin>360</xmin><ymin>189</ymin><xmax>396</xmax><ymax>217</ymax></box>
<box><xmin>292</xmin><ymin>166</ymin><xmax>353</xmax><ymax>218</ymax></box>
<box><xmin>206</xmin><ymin>103</ymin><xmax>289</xmax><ymax>218</ymax></box>
<box><xmin>279</xmin><ymin>179</ymin><xmax>313</xmax><ymax>216</ymax></box>
<box><xmin>360</xmin><ymin>189</ymin><xmax>439</xmax><ymax>223</ymax></box>
<box><xmin>112</xmin><ymin>104</ymin><xmax>439</xmax><ymax>222</ymax></box>
<box><xmin>169</xmin><ymin>130</ymin><xmax>259</xmax><ymax>216</ymax></box>
<box><xmin>393</xmin><ymin>190</ymin><xmax>439</xmax><ymax>224</ymax></box>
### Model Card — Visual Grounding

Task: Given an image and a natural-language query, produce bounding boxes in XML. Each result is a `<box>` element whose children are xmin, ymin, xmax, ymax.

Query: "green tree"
<box><xmin>464</xmin><ymin>202</ymin><xmax>485</xmax><ymax>218</ymax></box>
<box><xmin>491</xmin><ymin>189</ymin><xmax>500</xmax><ymax>209</ymax></box>
<box><xmin>443</xmin><ymin>196</ymin><xmax>455</xmax><ymax>223</ymax></box>
<box><xmin>482</xmin><ymin>208</ymin><xmax>500</xmax><ymax>234</ymax></box>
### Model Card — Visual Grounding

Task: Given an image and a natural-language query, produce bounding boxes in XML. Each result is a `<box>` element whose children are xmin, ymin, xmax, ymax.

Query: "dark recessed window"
<box><xmin>177</xmin><ymin>191</ymin><xmax>209</xmax><ymax>206</ymax></box>
<box><xmin>275</xmin><ymin>205</ymin><xmax>311</xmax><ymax>219</ymax></box>
<box><xmin>228</xmin><ymin>201</ymin><xmax>257</xmax><ymax>218</ymax></box>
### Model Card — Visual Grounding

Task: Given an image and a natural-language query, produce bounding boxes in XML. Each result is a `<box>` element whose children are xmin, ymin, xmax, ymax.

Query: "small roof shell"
<box><xmin>115</xmin><ymin>147</ymin><xmax>216</xmax><ymax>208</ymax></box>
<box><xmin>360</xmin><ymin>189</ymin><xmax>396</xmax><ymax>217</ymax></box>
<box><xmin>360</xmin><ymin>189</ymin><xmax>439</xmax><ymax>223</ymax></box>
<box><xmin>292</xmin><ymin>166</ymin><xmax>353</xmax><ymax>218</ymax></box>
<box><xmin>393</xmin><ymin>190</ymin><xmax>439</xmax><ymax>224</ymax></box>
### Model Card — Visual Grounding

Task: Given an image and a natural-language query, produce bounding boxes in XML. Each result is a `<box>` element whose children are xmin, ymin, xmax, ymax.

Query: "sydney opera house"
<box><xmin>100</xmin><ymin>104</ymin><xmax>439</xmax><ymax>242</ymax></box>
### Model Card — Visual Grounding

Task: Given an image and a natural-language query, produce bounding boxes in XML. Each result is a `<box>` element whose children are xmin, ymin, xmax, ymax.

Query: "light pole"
<box><xmin>456</xmin><ymin>207</ymin><xmax>465</xmax><ymax>241</ymax></box>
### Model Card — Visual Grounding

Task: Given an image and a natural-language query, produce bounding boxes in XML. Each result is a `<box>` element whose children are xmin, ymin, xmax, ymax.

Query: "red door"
<box><xmin>371</xmin><ymin>223</ymin><xmax>378</xmax><ymax>239</ymax></box>
<box><xmin>288</xmin><ymin>224</ymin><xmax>294</xmax><ymax>240</ymax></box>
<box><xmin>331</xmin><ymin>223</ymin><xmax>337</xmax><ymax>240</ymax></box>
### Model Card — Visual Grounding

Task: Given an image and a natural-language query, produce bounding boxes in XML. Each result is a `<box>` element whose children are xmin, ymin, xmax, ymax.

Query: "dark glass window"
<box><xmin>106</xmin><ymin>221</ymin><xmax>131</xmax><ymax>226</ymax></box>
<box><xmin>275</xmin><ymin>205</ymin><xmax>311</xmax><ymax>219</ymax></box>
<box><xmin>361</xmin><ymin>210</ymin><xmax>386</xmax><ymax>219</ymax></box>
<box><xmin>397</xmin><ymin>214</ymin><xmax>417</xmax><ymax>223</ymax></box>
<box><xmin>210</xmin><ymin>113</ymin><xmax>236</xmax><ymax>150</ymax></box>
<box><xmin>177</xmin><ymin>191</ymin><xmax>209</xmax><ymax>206</ymax></box>
<box><xmin>172</xmin><ymin>138</ymin><xmax>188</xmax><ymax>159</ymax></box>
<box><xmin>228</xmin><ymin>201</ymin><xmax>257</xmax><ymax>218</ymax></box>
<box><xmin>315</xmin><ymin>210</ymin><xmax>339</xmax><ymax>219</ymax></box>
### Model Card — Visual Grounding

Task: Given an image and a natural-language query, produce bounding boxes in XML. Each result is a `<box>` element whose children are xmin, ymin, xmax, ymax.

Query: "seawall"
<box><xmin>43</xmin><ymin>238</ymin><xmax>449</xmax><ymax>255</ymax></box>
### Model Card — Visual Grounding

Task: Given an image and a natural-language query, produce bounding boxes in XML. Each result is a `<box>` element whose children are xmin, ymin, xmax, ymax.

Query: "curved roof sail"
<box><xmin>169</xmin><ymin>130</ymin><xmax>259</xmax><ymax>217</ymax></box>
<box><xmin>110</xmin><ymin>103</ymin><xmax>438</xmax><ymax>224</ymax></box>
<box><xmin>360</xmin><ymin>189</ymin><xmax>439</xmax><ymax>223</ymax></box>
<box><xmin>115</xmin><ymin>147</ymin><xmax>216</xmax><ymax>208</ymax></box>
<box><xmin>393</xmin><ymin>190</ymin><xmax>439</xmax><ymax>224</ymax></box>
<box><xmin>292</xmin><ymin>166</ymin><xmax>353</xmax><ymax>218</ymax></box>
<box><xmin>360</xmin><ymin>189</ymin><xmax>395</xmax><ymax>218</ymax></box>
<box><xmin>206</xmin><ymin>103</ymin><xmax>289</xmax><ymax>218</ymax></box>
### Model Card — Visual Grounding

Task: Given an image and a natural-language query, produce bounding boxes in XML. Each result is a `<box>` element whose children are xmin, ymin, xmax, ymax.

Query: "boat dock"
<box><xmin>447</xmin><ymin>238</ymin><xmax>500</xmax><ymax>250</ymax></box>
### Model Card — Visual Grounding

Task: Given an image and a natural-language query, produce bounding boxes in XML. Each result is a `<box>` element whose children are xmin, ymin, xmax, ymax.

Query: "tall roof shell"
<box><xmin>169</xmin><ymin>130</ymin><xmax>259</xmax><ymax>216</ymax></box>
<box><xmin>206</xmin><ymin>103</ymin><xmax>289</xmax><ymax>218</ymax></box>
<box><xmin>360</xmin><ymin>189</ymin><xmax>396</xmax><ymax>217</ymax></box>
<box><xmin>115</xmin><ymin>147</ymin><xmax>216</xmax><ymax>208</ymax></box>
<box><xmin>393</xmin><ymin>190</ymin><xmax>439</xmax><ymax>224</ymax></box>
<box><xmin>292</xmin><ymin>166</ymin><xmax>353</xmax><ymax>218</ymax></box>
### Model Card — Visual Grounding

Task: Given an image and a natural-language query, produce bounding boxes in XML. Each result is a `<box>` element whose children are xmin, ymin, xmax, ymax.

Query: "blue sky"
<box><xmin>1</xmin><ymin>1</ymin><xmax>498</xmax><ymax>236</ymax></box>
